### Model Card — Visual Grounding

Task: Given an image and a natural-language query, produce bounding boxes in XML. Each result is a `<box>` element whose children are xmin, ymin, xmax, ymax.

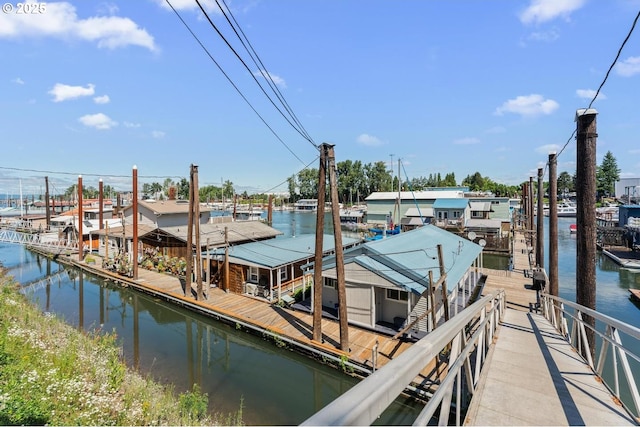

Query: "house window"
<box><xmin>472</xmin><ymin>211</ymin><xmax>483</xmax><ymax>218</ymax></box>
<box><xmin>249</xmin><ymin>266</ymin><xmax>259</xmax><ymax>283</ymax></box>
<box><xmin>453</xmin><ymin>211</ymin><xmax>460</xmax><ymax>218</ymax></box>
<box><xmin>278</xmin><ymin>267</ymin><xmax>288</xmax><ymax>282</ymax></box>
<box><xmin>386</xmin><ymin>288</ymin><xmax>408</xmax><ymax>301</ymax></box>
<box><xmin>324</xmin><ymin>278</ymin><xmax>337</xmax><ymax>289</ymax></box>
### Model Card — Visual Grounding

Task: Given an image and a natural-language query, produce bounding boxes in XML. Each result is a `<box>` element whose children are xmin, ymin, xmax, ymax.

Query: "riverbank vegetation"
<box><xmin>0</xmin><ymin>268</ymin><xmax>243</xmax><ymax>426</ymax></box>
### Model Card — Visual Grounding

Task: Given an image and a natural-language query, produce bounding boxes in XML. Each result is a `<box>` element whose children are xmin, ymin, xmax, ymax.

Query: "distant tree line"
<box><xmin>59</xmin><ymin>151</ymin><xmax>621</xmax><ymax>205</ymax></box>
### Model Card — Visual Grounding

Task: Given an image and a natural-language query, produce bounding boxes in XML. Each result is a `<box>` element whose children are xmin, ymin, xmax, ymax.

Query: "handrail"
<box><xmin>301</xmin><ymin>290</ymin><xmax>506</xmax><ymax>426</ymax></box>
<box><xmin>540</xmin><ymin>293</ymin><xmax>640</xmax><ymax>419</ymax></box>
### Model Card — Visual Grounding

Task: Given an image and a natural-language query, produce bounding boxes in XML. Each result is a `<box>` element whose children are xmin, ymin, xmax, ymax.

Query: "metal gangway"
<box><xmin>0</xmin><ymin>226</ymin><xmax>76</xmax><ymax>254</ymax></box>
<box><xmin>302</xmin><ymin>289</ymin><xmax>640</xmax><ymax>426</ymax></box>
<box><xmin>302</xmin><ymin>290</ymin><xmax>506</xmax><ymax>426</ymax></box>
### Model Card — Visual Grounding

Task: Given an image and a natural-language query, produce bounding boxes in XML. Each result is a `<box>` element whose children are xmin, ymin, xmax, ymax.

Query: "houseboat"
<box><xmin>294</xmin><ymin>199</ymin><xmax>318</xmax><ymax>212</ymax></box>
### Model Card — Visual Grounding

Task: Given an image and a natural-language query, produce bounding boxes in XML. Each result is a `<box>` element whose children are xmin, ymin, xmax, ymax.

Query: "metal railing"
<box><xmin>301</xmin><ymin>290</ymin><xmax>506</xmax><ymax>426</ymax></box>
<box><xmin>0</xmin><ymin>227</ymin><xmax>73</xmax><ymax>252</ymax></box>
<box><xmin>540</xmin><ymin>293</ymin><xmax>640</xmax><ymax>420</ymax></box>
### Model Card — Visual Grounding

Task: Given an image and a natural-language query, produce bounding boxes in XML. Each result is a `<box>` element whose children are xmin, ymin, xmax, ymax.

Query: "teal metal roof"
<box><xmin>205</xmin><ymin>234</ymin><xmax>361</xmax><ymax>269</ymax></box>
<box><xmin>325</xmin><ymin>225</ymin><xmax>481</xmax><ymax>294</ymax></box>
<box><xmin>433</xmin><ymin>198</ymin><xmax>469</xmax><ymax>209</ymax></box>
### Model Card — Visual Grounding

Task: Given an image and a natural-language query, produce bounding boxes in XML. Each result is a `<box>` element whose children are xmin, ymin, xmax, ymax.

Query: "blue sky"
<box><xmin>2</xmin><ymin>0</ymin><xmax>640</xmax><ymax>197</ymax></box>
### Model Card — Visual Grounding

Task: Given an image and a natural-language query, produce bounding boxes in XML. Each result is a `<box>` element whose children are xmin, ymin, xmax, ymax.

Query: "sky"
<box><xmin>2</xmin><ymin>0</ymin><xmax>640</xmax><ymax>197</ymax></box>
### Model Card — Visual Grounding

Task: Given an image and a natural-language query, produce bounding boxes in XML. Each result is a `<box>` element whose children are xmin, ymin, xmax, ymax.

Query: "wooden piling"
<box><xmin>548</xmin><ymin>152</ymin><xmax>558</xmax><ymax>297</ymax></box>
<box><xmin>536</xmin><ymin>167</ymin><xmax>544</xmax><ymax>268</ymax></box>
<box><xmin>575</xmin><ymin>108</ymin><xmax>598</xmax><ymax>361</ymax></box>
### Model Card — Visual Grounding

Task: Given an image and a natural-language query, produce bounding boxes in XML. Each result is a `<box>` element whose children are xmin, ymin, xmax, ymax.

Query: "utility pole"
<box><xmin>548</xmin><ymin>152</ymin><xmax>558</xmax><ymax>297</ymax></box>
<box><xmin>536</xmin><ymin>167</ymin><xmax>544</xmax><ymax>268</ymax></box>
<box><xmin>132</xmin><ymin>166</ymin><xmax>138</xmax><ymax>280</ymax></box>
<box><xmin>99</xmin><ymin>179</ymin><xmax>104</xmax><ymax>230</ymax></box>
<box><xmin>78</xmin><ymin>175</ymin><xmax>83</xmax><ymax>261</ymax></box>
<box><xmin>193</xmin><ymin>165</ymin><xmax>203</xmax><ymax>300</ymax></box>
<box><xmin>45</xmin><ymin>176</ymin><xmax>50</xmax><ymax>230</ymax></box>
<box><xmin>185</xmin><ymin>165</ymin><xmax>194</xmax><ymax>298</ymax></box>
<box><xmin>312</xmin><ymin>147</ymin><xmax>327</xmax><ymax>343</ymax></box>
<box><xmin>327</xmin><ymin>144</ymin><xmax>349</xmax><ymax>351</ymax></box>
<box><xmin>576</xmin><ymin>108</ymin><xmax>598</xmax><ymax>361</ymax></box>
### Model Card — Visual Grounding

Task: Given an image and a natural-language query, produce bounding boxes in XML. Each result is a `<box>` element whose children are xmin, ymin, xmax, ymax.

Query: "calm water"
<box><xmin>2</xmin><ymin>212</ymin><xmax>639</xmax><ymax>424</ymax></box>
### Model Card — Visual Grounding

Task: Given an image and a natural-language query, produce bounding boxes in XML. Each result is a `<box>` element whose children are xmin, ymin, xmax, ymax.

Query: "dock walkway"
<box><xmin>45</xmin><ymin>251</ymin><xmax>414</xmax><ymax>374</ymax></box>
<box><xmin>465</xmin><ymin>229</ymin><xmax>637</xmax><ymax>425</ymax></box>
<box><xmin>464</xmin><ymin>308</ymin><xmax>636</xmax><ymax>425</ymax></box>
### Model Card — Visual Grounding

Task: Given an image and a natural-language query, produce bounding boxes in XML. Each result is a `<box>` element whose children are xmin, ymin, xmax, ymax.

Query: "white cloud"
<box><xmin>356</xmin><ymin>133</ymin><xmax>384</xmax><ymax>147</ymax></box>
<box><xmin>0</xmin><ymin>2</ymin><xmax>157</xmax><ymax>51</ymax></box>
<box><xmin>49</xmin><ymin>83</ymin><xmax>95</xmax><ymax>102</ymax></box>
<box><xmin>123</xmin><ymin>121</ymin><xmax>141</xmax><ymax>128</ymax></box>
<box><xmin>527</xmin><ymin>29</ymin><xmax>560</xmax><ymax>42</ymax></box>
<box><xmin>629</xmin><ymin>148</ymin><xmax>640</xmax><ymax>155</ymax></box>
<box><xmin>93</xmin><ymin>94</ymin><xmax>110</xmax><ymax>104</ymax></box>
<box><xmin>616</xmin><ymin>56</ymin><xmax>640</xmax><ymax>77</ymax></box>
<box><xmin>253</xmin><ymin>70</ymin><xmax>287</xmax><ymax>88</ymax></box>
<box><xmin>494</xmin><ymin>94</ymin><xmax>559</xmax><ymax>117</ymax></box>
<box><xmin>576</xmin><ymin>89</ymin><xmax>606</xmax><ymax>101</ymax></box>
<box><xmin>453</xmin><ymin>137</ymin><xmax>480</xmax><ymax>145</ymax></box>
<box><xmin>78</xmin><ymin>113</ymin><xmax>117</xmax><ymax>130</ymax></box>
<box><xmin>536</xmin><ymin>144</ymin><xmax>561</xmax><ymax>154</ymax></box>
<box><xmin>151</xmin><ymin>130</ymin><xmax>165</xmax><ymax>139</ymax></box>
<box><xmin>520</xmin><ymin>0</ymin><xmax>586</xmax><ymax>24</ymax></box>
<box><xmin>153</xmin><ymin>0</ymin><xmax>221</xmax><ymax>13</ymax></box>
<box><xmin>12</xmin><ymin>77</ymin><xmax>24</xmax><ymax>85</ymax></box>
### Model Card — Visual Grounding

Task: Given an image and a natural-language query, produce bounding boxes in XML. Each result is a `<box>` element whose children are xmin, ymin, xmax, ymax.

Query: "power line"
<box><xmin>193</xmin><ymin>0</ymin><xmax>318</xmax><ymax>150</ymax></box>
<box><xmin>553</xmin><ymin>9</ymin><xmax>640</xmax><ymax>169</ymax></box>
<box><xmin>216</xmin><ymin>0</ymin><xmax>316</xmax><ymax>147</ymax></box>
<box><xmin>164</xmin><ymin>0</ymin><xmax>309</xmax><ymax>166</ymax></box>
<box><xmin>0</xmin><ymin>165</ymin><xmax>181</xmax><ymax>180</ymax></box>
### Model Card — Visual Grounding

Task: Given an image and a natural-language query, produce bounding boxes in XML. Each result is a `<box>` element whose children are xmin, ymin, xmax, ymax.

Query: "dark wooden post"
<box><xmin>45</xmin><ymin>176</ymin><xmax>50</xmax><ymax>230</ymax></box>
<box><xmin>193</xmin><ymin>165</ymin><xmax>203</xmax><ymax>300</ymax></box>
<box><xmin>536</xmin><ymin>167</ymin><xmax>544</xmax><ymax>268</ymax></box>
<box><xmin>576</xmin><ymin>108</ymin><xmax>598</xmax><ymax>361</ymax></box>
<box><xmin>327</xmin><ymin>144</ymin><xmax>349</xmax><ymax>351</ymax></box>
<box><xmin>99</xmin><ymin>179</ymin><xmax>104</xmax><ymax>230</ymax></box>
<box><xmin>224</xmin><ymin>226</ymin><xmax>229</xmax><ymax>292</ymax></box>
<box><xmin>437</xmin><ymin>244</ymin><xmax>449</xmax><ymax>321</ymax></box>
<box><xmin>185</xmin><ymin>165</ymin><xmax>194</xmax><ymax>297</ymax></box>
<box><xmin>529</xmin><ymin>177</ymin><xmax>535</xmax><ymax>235</ymax></box>
<box><xmin>548</xmin><ymin>152</ymin><xmax>558</xmax><ymax>297</ymax></box>
<box><xmin>78</xmin><ymin>175</ymin><xmax>83</xmax><ymax>261</ymax></box>
<box><xmin>132</xmin><ymin>166</ymin><xmax>138</xmax><ymax>280</ymax></box>
<box><xmin>521</xmin><ymin>183</ymin><xmax>527</xmax><ymax>228</ymax></box>
<box><xmin>267</xmin><ymin>194</ymin><xmax>273</xmax><ymax>226</ymax></box>
<box><xmin>312</xmin><ymin>146</ymin><xmax>327</xmax><ymax>343</ymax></box>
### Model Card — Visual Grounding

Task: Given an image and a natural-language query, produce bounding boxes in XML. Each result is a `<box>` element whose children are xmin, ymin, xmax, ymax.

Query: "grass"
<box><xmin>0</xmin><ymin>268</ymin><xmax>244</xmax><ymax>426</ymax></box>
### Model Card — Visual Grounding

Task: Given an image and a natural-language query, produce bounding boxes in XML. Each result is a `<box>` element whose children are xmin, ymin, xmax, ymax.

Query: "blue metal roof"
<box><xmin>205</xmin><ymin>234</ymin><xmax>361</xmax><ymax>269</ymax></box>
<box><xmin>433</xmin><ymin>198</ymin><xmax>469</xmax><ymax>209</ymax></box>
<box><xmin>324</xmin><ymin>225</ymin><xmax>481</xmax><ymax>294</ymax></box>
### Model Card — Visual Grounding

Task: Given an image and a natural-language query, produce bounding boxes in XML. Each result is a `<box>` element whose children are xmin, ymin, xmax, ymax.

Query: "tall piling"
<box><xmin>575</xmin><ymin>108</ymin><xmax>598</xmax><ymax>361</ymax></box>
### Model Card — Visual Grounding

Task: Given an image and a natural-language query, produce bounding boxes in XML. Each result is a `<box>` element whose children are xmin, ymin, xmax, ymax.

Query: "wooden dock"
<box><xmin>630</xmin><ymin>288</ymin><xmax>640</xmax><ymax>304</ymax></box>
<box><xmin>46</xmin><ymin>251</ymin><xmax>416</xmax><ymax>375</ymax></box>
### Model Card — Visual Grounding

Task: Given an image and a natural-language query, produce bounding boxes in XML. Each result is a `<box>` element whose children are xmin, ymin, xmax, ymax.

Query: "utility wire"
<box><xmin>194</xmin><ymin>0</ymin><xmax>318</xmax><ymax>150</ymax></box>
<box><xmin>217</xmin><ymin>0</ymin><xmax>316</xmax><ymax>146</ymax></box>
<box><xmin>552</xmin><ymin>9</ymin><xmax>640</xmax><ymax>171</ymax></box>
<box><xmin>165</xmin><ymin>0</ymin><xmax>309</xmax><ymax>166</ymax></box>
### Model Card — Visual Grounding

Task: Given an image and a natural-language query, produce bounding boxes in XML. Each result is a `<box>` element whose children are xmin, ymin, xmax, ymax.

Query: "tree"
<box><xmin>557</xmin><ymin>171</ymin><xmax>573</xmax><ymax>198</ymax></box>
<box><xmin>297</xmin><ymin>168</ymin><xmax>318</xmax><ymax>199</ymax></box>
<box><xmin>176</xmin><ymin>178</ymin><xmax>189</xmax><ymax>200</ymax></box>
<box><xmin>596</xmin><ymin>151</ymin><xmax>620</xmax><ymax>198</ymax></box>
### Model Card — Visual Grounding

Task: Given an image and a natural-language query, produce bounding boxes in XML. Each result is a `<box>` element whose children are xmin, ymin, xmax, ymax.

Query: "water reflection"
<box><xmin>12</xmin><ymin>250</ymin><xmax>422</xmax><ymax>425</ymax></box>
